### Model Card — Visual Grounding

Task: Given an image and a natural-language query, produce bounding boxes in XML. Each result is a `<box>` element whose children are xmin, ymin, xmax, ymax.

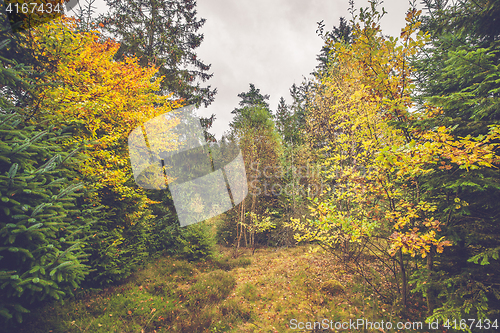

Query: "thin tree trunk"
<box><xmin>238</xmin><ymin>202</ymin><xmax>245</xmax><ymax>249</ymax></box>
<box><xmin>427</xmin><ymin>250</ymin><xmax>434</xmax><ymax>316</ymax></box>
<box><xmin>250</xmin><ymin>191</ymin><xmax>257</xmax><ymax>247</ymax></box>
<box><xmin>234</xmin><ymin>201</ymin><xmax>245</xmax><ymax>258</ymax></box>
<box><xmin>244</xmin><ymin>224</ymin><xmax>248</xmax><ymax>247</ymax></box>
<box><xmin>399</xmin><ymin>249</ymin><xmax>407</xmax><ymax>311</ymax></box>
<box><xmin>251</xmin><ymin>231</ymin><xmax>255</xmax><ymax>254</ymax></box>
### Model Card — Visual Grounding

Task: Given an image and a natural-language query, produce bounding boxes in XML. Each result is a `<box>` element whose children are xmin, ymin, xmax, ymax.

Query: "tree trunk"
<box><xmin>234</xmin><ymin>201</ymin><xmax>245</xmax><ymax>258</ymax></box>
<box><xmin>249</xmin><ymin>181</ymin><xmax>257</xmax><ymax>248</ymax></box>
<box><xmin>426</xmin><ymin>250</ymin><xmax>435</xmax><ymax>316</ymax></box>
<box><xmin>399</xmin><ymin>249</ymin><xmax>407</xmax><ymax>311</ymax></box>
<box><xmin>244</xmin><ymin>224</ymin><xmax>248</xmax><ymax>247</ymax></box>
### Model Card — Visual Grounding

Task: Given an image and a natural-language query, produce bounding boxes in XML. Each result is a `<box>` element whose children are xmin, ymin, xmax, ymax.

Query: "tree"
<box><xmin>0</xmin><ymin>43</ymin><xmax>95</xmax><ymax>324</ymax></box>
<box><xmin>314</xmin><ymin>16</ymin><xmax>353</xmax><ymax>77</ymax></box>
<box><xmin>293</xmin><ymin>3</ymin><xmax>420</xmax><ymax>305</ymax></box>
<box><xmin>73</xmin><ymin>0</ymin><xmax>101</xmax><ymax>32</ymax></box>
<box><xmin>23</xmin><ymin>17</ymin><xmax>182</xmax><ymax>285</ymax></box>
<box><xmin>231</xmin><ymin>83</ymin><xmax>270</xmax><ymax>113</ymax></box>
<box><xmin>100</xmin><ymin>0</ymin><xmax>216</xmax><ymax>107</ymax></box>
<box><xmin>274</xmin><ymin>97</ymin><xmax>290</xmax><ymax>142</ymax></box>
<box><xmin>412</xmin><ymin>0</ymin><xmax>500</xmax><ymax>322</ymax></box>
<box><xmin>287</xmin><ymin>82</ymin><xmax>311</xmax><ymax>145</ymax></box>
<box><xmin>0</xmin><ymin>4</ymin><xmax>58</xmax><ymax>112</ymax></box>
<box><xmin>274</xmin><ymin>91</ymin><xmax>320</xmax><ymax>234</ymax></box>
<box><xmin>1</xmin><ymin>0</ymin><xmax>65</xmax><ymax>33</ymax></box>
<box><xmin>225</xmin><ymin>84</ymin><xmax>282</xmax><ymax>253</ymax></box>
<box><xmin>289</xmin><ymin>1</ymin><xmax>500</xmax><ymax>319</ymax></box>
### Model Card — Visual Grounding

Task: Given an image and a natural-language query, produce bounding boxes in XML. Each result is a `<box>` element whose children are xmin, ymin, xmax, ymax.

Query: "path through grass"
<box><xmin>17</xmin><ymin>245</ymin><xmax>422</xmax><ymax>332</ymax></box>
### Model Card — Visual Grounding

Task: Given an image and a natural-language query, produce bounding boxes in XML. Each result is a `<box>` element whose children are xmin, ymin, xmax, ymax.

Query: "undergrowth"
<box><xmin>17</xmin><ymin>246</ymin><xmax>433</xmax><ymax>332</ymax></box>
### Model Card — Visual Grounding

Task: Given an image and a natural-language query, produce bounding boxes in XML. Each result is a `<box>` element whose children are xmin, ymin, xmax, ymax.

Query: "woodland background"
<box><xmin>1</xmin><ymin>0</ymin><xmax>500</xmax><ymax>331</ymax></box>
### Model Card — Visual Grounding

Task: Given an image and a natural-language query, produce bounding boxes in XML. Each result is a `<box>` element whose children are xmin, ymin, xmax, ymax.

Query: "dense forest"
<box><xmin>1</xmin><ymin>0</ymin><xmax>500</xmax><ymax>332</ymax></box>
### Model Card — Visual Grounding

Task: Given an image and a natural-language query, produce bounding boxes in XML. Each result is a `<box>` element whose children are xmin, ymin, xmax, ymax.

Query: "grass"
<box><xmin>17</xmin><ymin>245</ymin><xmax>431</xmax><ymax>332</ymax></box>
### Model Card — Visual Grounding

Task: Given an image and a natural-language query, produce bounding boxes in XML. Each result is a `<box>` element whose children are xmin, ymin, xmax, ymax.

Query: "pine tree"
<box><xmin>233</xmin><ymin>83</ymin><xmax>270</xmax><ymax>109</ymax></box>
<box><xmin>100</xmin><ymin>0</ymin><xmax>216</xmax><ymax>107</ymax></box>
<box><xmin>0</xmin><ymin>53</ymin><xmax>94</xmax><ymax>325</ymax></box>
<box><xmin>314</xmin><ymin>16</ymin><xmax>352</xmax><ymax>76</ymax></box>
<box><xmin>413</xmin><ymin>0</ymin><xmax>500</xmax><ymax>321</ymax></box>
<box><xmin>275</xmin><ymin>97</ymin><xmax>291</xmax><ymax>142</ymax></box>
<box><xmin>225</xmin><ymin>84</ymin><xmax>283</xmax><ymax>251</ymax></box>
<box><xmin>288</xmin><ymin>82</ymin><xmax>311</xmax><ymax>144</ymax></box>
<box><xmin>230</xmin><ymin>83</ymin><xmax>271</xmax><ymax>130</ymax></box>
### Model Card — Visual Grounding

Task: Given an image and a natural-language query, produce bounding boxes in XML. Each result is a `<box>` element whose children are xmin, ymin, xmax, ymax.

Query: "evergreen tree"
<box><xmin>233</xmin><ymin>83</ymin><xmax>270</xmax><ymax>109</ymax></box>
<box><xmin>288</xmin><ymin>82</ymin><xmax>311</xmax><ymax>144</ymax></box>
<box><xmin>223</xmin><ymin>84</ymin><xmax>283</xmax><ymax>250</ymax></box>
<box><xmin>99</xmin><ymin>0</ymin><xmax>216</xmax><ymax>107</ymax></box>
<box><xmin>230</xmin><ymin>83</ymin><xmax>271</xmax><ymax>130</ymax></box>
<box><xmin>0</xmin><ymin>10</ymin><xmax>50</xmax><ymax>112</ymax></box>
<box><xmin>0</xmin><ymin>52</ymin><xmax>94</xmax><ymax>325</ymax></box>
<box><xmin>413</xmin><ymin>0</ymin><xmax>500</xmax><ymax>321</ymax></box>
<box><xmin>275</xmin><ymin>97</ymin><xmax>292</xmax><ymax>142</ymax></box>
<box><xmin>73</xmin><ymin>0</ymin><xmax>100</xmax><ymax>32</ymax></box>
<box><xmin>314</xmin><ymin>16</ymin><xmax>352</xmax><ymax>76</ymax></box>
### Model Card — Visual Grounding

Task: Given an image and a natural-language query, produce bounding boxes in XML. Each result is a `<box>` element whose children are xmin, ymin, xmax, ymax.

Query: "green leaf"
<box><xmin>8</xmin><ymin>163</ymin><xmax>19</xmax><ymax>179</ymax></box>
<box><xmin>27</xmin><ymin>223</ymin><xmax>43</xmax><ymax>230</ymax></box>
<box><xmin>29</xmin><ymin>266</ymin><xmax>40</xmax><ymax>274</ymax></box>
<box><xmin>13</xmin><ymin>304</ymin><xmax>30</xmax><ymax>313</ymax></box>
<box><xmin>0</xmin><ymin>307</ymin><xmax>13</xmax><ymax>320</ymax></box>
<box><xmin>53</xmin><ymin>261</ymin><xmax>73</xmax><ymax>271</ymax></box>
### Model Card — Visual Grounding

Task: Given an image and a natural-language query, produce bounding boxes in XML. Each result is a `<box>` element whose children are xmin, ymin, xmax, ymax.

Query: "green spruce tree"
<box><xmin>0</xmin><ymin>52</ymin><xmax>95</xmax><ymax>325</ymax></box>
<box><xmin>412</xmin><ymin>0</ymin><xmax>500</xmax><ymax>321</ymax></box>
<box><xmin>100</xmin><ymin>0</ymin><xmax>216</xmax><ymax>107</ymax></box>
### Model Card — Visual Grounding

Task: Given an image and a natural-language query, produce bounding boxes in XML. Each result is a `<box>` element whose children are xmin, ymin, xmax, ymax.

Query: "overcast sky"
<box><xmin>194</xmin><ymin>0</ymin><xmax>422</xmax><ymax>138</ymax></box>
<box><xmin>73</xmin><ymin>0</ymin><xmax>422</xmax><ymax>139</ymax></box>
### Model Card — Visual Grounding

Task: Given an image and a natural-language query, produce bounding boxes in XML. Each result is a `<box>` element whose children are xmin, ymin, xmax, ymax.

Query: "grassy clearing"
<box><xmin>17</xmin><ymin>246</ymin><xmax>429</xmax><ymax>332</ymax></box>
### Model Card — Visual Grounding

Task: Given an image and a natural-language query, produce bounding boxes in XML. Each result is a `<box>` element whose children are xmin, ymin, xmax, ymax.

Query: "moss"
<box><xmin>321</xmin><ymin>279</ymin><xmax>345</xmax><ymax>295</ymax></box>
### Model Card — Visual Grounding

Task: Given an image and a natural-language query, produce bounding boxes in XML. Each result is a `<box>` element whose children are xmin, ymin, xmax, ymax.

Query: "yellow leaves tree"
<box><xmin>30</xmin><ymin>16</ymin><xmax>181</xmax><ymax>204</ymax></box>
<box><xmin>22</xmin><ymin>16</ymin><xmax>183</xmax><ymax>283</ymax></box>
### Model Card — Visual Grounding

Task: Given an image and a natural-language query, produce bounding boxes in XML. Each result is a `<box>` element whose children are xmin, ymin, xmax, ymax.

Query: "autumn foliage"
<box><xmin>290</xmin><ymin>1</ymin><xmax>500</xmax><ymax>321</ymax></box>
<box><xmin>1</xmin><ymin>15</ymin><xmax>185</xmax><ymax>322</ymax></box>
<box><xmin>2</xmin><ymin>0</ymin><xmax>500</xmax><ymax>330</ymax></box>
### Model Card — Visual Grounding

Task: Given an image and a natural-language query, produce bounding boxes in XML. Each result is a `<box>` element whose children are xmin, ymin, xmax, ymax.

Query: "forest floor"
<box><xmin>17</xmin><ymin>245</ymin><xmax>435</xmax><ymax>333</ymax></box>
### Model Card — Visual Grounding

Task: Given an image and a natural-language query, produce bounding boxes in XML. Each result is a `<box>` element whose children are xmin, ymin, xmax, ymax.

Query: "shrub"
<box><xmin>215</xmin><ymin>214</ymin><xmax>237</xmax><ymax>246</ymax></box>
<box><xmin>146</xmin><ymin>190</ymin><xmax>217</xmax><ymax>262</ymax></box>
<box><xmin>177</xmin><ymin>222</ymin><xmax>216</xmax><ymax>261</ymax></box>
<box><xmin>0</xmin><ymin>111</ymin><xmax>94</xmax><ymax>323</ymax></box>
